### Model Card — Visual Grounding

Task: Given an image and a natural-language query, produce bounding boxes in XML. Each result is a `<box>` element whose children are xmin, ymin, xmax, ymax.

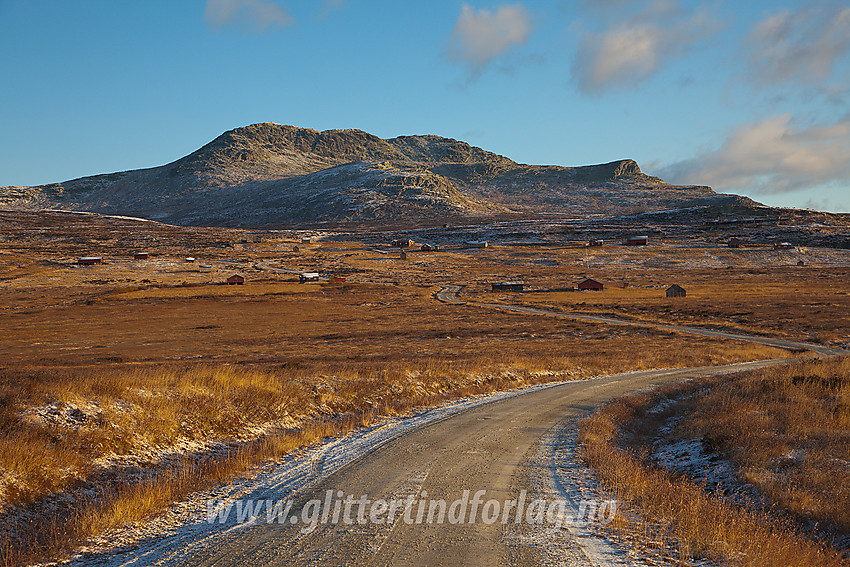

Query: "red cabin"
<box><xmin>625</xmin><ymin>236</ymin><xmax>649</xmax><ymax>246</ymax></box>
<box><xmin>578</xmin><ymin>278</ymin><xmax>604</xmax><ymax>291</ymax></box>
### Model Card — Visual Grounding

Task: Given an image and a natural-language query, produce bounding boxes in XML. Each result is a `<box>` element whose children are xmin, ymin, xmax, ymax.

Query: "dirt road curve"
<box><xmin>436</xmin><ymin>286</ymin><xmax>846</xmax><ymax>356</ymax></box>
<box><xmin>183</xmin><ymin>360</ymin><xmax>787</xmax><ymax>567</ymax></box>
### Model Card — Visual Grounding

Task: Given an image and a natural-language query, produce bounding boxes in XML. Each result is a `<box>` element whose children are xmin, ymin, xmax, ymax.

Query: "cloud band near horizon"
<box><xmin>659</xmin><ymin>114</ymin><xmax>850</xmax><ymax>200</ymax></box>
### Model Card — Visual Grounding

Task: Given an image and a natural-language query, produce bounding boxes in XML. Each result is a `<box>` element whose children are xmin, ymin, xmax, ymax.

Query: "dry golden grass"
<box><xmin>109</xmin><ymin>281</ymin><xmax>316</xmax><ymax>299</ymax></box>
<box><xmin>680</xmin><ymin>356</ymin><xmax>850</xmax><ymax>534</ymax></box>
<box><xmin>579</xmin><ymin>356</ymin><xmax>850</xmax><ymax>566</ymax></box>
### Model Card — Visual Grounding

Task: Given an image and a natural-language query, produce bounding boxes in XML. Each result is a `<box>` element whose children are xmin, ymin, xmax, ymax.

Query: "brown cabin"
<box><xmin>578</xmin><ymin>278</ymin><xmax>604</xmax><ymax>291</ymax></box>
<box><xmin>492</xmin><ymin>282</ymin><xmax>524</xmax><ymax>292</ymax></box>
<box><xmin>666</xmin><ymin>284</ymin><xmax>686</xmax><ymax>298</ymax></box>
<box><xmin>625</xmin><ymin>236</ymin><xmax>649</xmax><ymax>246</ymax></box>
<box><xmin>226</xmin><ymin>274</ymin><xmax>245</xmax><ymax>285</ymax></box>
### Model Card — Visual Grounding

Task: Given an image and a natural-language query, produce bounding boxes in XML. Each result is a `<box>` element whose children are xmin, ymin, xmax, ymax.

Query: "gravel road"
<box><xmin>179</xmin><ymin>360</ymin><xmax>788</xmax><ymax>567</ymax></box>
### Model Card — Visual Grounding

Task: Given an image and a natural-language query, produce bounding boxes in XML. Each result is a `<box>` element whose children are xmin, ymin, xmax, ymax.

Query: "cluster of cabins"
<box><xmin>75</xmin><ymin>252</ymin><xmax>243</xmax><ymax>285</ymax></box>
<box><xmin>392</xmin><ymin>238</ymin><xmax>487</xmax><ymax>251</ymax></box>
<box><xmin>391</xmin><ymin>234</ymin><xmax>800</xmax><ymax>253</ymax></box>
<box><xmin>392</xmin><ymin>239</ymin><xmax>438</xmax><ymax>252</ymax></box>
<box><xmin>587</xmin><ymin>236</ymin><xmax>648</xmax><ymax>247</ymax></box>
<box><xmin>77</xmin><ymin>253</ymin><xmax>148</xmax><ymax>265</ymax></box>
<box><xmin>298</xmin><ymin>272</ymin><xmax>344</xmax><ymax>283</ymax></box>
<box><xmin>588</xmin><ymin>236</ymin><xmax>797</xmax><ymax>250</ymax></box>
<box><xmin>492</xmin><ymin>278</ymin><xmax>687</xmax><ymax>297</ymax></box>
<box><xmin>728</xmin><ymin>238</ymin><xmax>796</xmax><ymax>250</ymax></box>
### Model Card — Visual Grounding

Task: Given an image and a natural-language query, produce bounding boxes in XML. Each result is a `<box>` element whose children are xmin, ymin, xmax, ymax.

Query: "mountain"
<box><xmin>0</xmin><ymin>123</ymin><xmax>753</xmax><ymax>227</ymax></box>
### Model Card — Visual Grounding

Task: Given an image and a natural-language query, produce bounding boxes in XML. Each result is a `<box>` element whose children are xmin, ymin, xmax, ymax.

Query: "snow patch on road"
<box><xmin>524</xmin><ymin>421</ymin><xmax>632</xmax><ymax>566</ymax></box>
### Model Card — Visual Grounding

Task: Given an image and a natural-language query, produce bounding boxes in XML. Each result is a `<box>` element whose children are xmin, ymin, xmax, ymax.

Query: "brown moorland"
<box><xmin>1</xmin><ymin>210</ymin><xmax>848</xmax><ymax>565</ymax></box>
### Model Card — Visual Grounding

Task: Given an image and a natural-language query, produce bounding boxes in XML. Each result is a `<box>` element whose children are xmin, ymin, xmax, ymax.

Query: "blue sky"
<box><xmin>1</xmin><ymin>0</ymin><xmax>849</xmax><ymax>213</ymax></box>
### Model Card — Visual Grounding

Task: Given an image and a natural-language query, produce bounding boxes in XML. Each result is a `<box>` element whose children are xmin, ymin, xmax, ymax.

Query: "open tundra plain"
<box><xmin>1</xmin><ymin>209</ymin><xmax>849</xmax><ymax>566</ymax></box>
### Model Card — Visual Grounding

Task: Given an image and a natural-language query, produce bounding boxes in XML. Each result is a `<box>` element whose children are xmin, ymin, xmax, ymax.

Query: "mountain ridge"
<box><xmin>1</xmin><ymin>122</ymin><xmax>751</xmax><ymax>227</ymax></box>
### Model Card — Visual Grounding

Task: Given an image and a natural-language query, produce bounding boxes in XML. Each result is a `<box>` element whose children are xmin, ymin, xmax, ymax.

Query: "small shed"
<box><xmin>666</xmin><ymin>284</ymin><xmax>686</xmax><ymax>298</ymax></box>
<box><xmin>226</xmin><ymin>274</ymin><xmax>245</xmax><ymax>285</ymax></box>
<box><xmin>134</xmin><ymin>252</ymin><xmax>149</xmax><ymax>260</ymax></box>
<box><xmin>199</xmin><ymin>264</ymin><xmax>212</xmax><ymax>273</ymax></box>
<box><xmin>492</xmin><ymin>281</ymin><xmax>524</xmax><ymax>292</ymax></box>
<box><xmin>797</xmin><ymin>260</ymin><xmax>805</xmax><ymax>267</ymax></box>
<box><xmin>728</xmin><ymin>238</ymin><xmax>742</xmax><ymax>249</ymax></box>
<box><xmin>301</xmin><ymin>237</ymin><xmax>312</xmax><ymax>244</ymax></box>
<box><xmin>625</xmin><ymin>236</ymin><xmax>649</xmax><ymax>246</ymax></box>
<box><xmin>578</xmin><ymin>278</ymin><xmax>604</xmax><ymax>291</ymax></box>
<box><xmin>185</xmin><ymin>257</ymin><xmax>196</xmax><ymax>263</ymax></box>
<box><xmin>588</xmin><ymin>239</ymin><xmax>604</xmax><ymax>247</ymax></box>
<box><xmin>420</xmin><ymin>244</ymin><xmax>433</xmax><ymax>251</ymax></box>
<box><xmin>299</xmin><ymin>272</ymin><xmax>321</xmax><ymax>283</ymax></box>
<box><xmin>78</xmin><ymin>256</ymin><xmax>103</xmax><ymax>265</ymax></box>
<box><xmin>400</xmin><ymin>250</ymin><xmax>408</xmax><ymax>260</ymax></box>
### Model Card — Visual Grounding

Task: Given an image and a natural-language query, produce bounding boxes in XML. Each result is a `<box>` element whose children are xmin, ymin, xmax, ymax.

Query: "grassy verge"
<box><xmin>579</xmin><ymin>356</ymin><xmax>850</xmax><ymax>566</ymax></box>
<box><xmin>0</xmin><ymin>361</ymin><xmax>538</xmax><ymax>566</ymax></box>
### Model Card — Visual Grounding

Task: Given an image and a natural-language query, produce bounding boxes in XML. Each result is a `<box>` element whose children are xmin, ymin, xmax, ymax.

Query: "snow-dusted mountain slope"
<box><xmin>1</xmin><ymin>123</ymin><xmax>754</xmax><ymax>226</ymax></box>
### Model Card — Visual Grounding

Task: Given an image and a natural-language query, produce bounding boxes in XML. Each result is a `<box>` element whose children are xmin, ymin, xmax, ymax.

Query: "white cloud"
<box><xmin>659</xmin><ymin>114</ymin><xmax>850</xmax><ymax>195</ymax></box>
<box><xmin>570</xmin><ymin>1</ymin><xmax>720</xmax><ymax>94</ymax></box>
<box><xmin>447</xmin><ymin>4</ymin><xmax>534</xmax><ymax>72</ymax></box>
<box><xmin>204</xmin><ymin>0</ymin><xmax>294</xmax><ymax>32</ymax></box>
<box><xmin>746</xmin><ymin>2</ymin><xmax>850</xmax><ymax>86</ymax></box>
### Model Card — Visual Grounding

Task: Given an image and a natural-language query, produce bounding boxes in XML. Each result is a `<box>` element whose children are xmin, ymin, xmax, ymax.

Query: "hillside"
<box><xmin>1</xmin><ymin>123</ymin><xmax>751</xmax><ymax>227</ymax></box>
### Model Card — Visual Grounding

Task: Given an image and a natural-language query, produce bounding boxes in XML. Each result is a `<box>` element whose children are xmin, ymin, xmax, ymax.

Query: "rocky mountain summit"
<box><xmin>1</xmin><ymin>123</ymin><xmax>750</xmax><ymax>226</ymax></box>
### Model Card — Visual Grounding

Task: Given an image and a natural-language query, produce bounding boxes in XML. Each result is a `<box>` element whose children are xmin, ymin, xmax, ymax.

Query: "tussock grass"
<box><xmin>0</xmin><ymin>356</ymin><xmax>610</xmax><ymax>566</ymax></box>
<box><xmin>579</xmin><ymin>356</ymin><xmax>850</xmax><ymax>566</ymax></box>
<box><xmin>681</xmin><ymin>356</ymin><xmax>850</xmax><ymax>535</ymax></box>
